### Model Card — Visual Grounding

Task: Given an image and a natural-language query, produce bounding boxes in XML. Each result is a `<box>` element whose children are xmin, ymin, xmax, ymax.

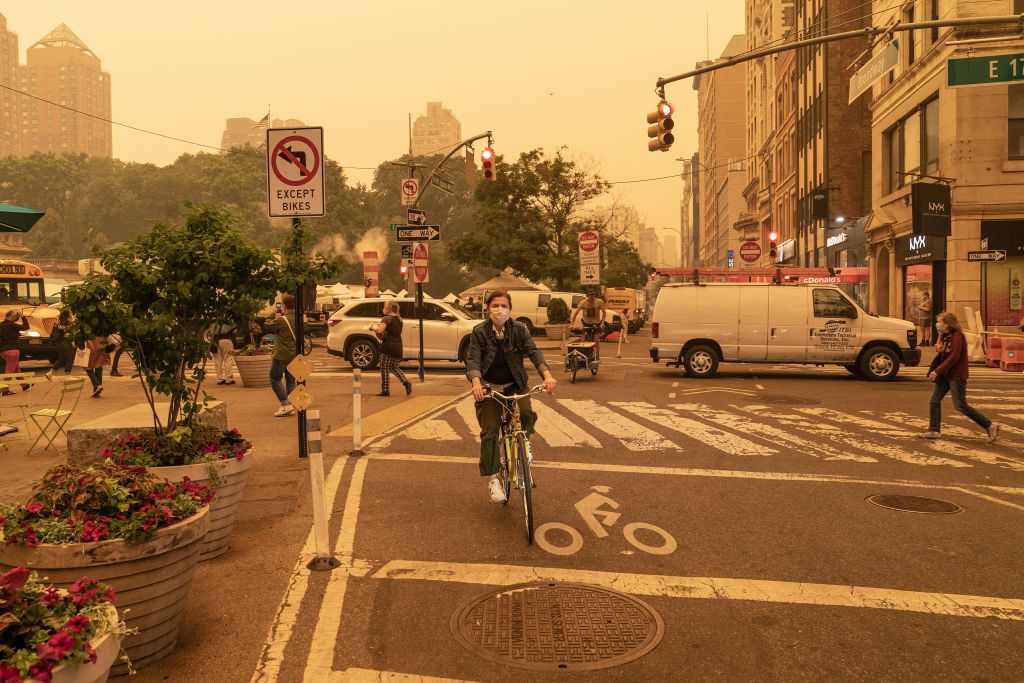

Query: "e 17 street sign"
<box><xmin>967</xmin><ymin>250</ymin><xmax>1007</xmax><ymax>262</ymax></box>
<box><xmin>948</xmin><ymin>53</ymin><xmax>1024</xmax><ymax>88</ymax></box>
<box><xmin>396</xmin><ymin>225</ymin><xmax>441</xmax><ymax>241</ymax></box>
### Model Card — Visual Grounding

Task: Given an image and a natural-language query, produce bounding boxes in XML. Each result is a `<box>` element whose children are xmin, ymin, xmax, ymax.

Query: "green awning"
<box><xmin>0</xmin><ymin>203</ymin><xmax>46</xmax><ymax>232</ymax></box>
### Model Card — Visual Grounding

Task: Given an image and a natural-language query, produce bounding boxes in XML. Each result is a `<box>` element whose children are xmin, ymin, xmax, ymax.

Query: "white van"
<box><xmin>485</xmin><ymin>289</ymin><xmax>627</xmax><ymax>334</ymax></box>
<box><xmin>649</xmin><ymin>282</ymin><xmax>921</xmax><ymax>380</ymax></box>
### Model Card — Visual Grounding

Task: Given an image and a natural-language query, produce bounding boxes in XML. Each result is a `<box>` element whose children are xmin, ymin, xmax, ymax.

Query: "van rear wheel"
<box><xmin>859</xmin><ymin>346</ymin><xmax>899</xmax><ymax>381</ymax></box>
<box><xmin>683</xmin><ymin>345</ymin><xmax>719</xmax><ymax>378</ymax></box>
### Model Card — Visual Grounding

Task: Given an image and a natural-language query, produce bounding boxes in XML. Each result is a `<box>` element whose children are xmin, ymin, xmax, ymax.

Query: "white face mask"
<box><xmin>489</xmin><ymin>304</ymin><xmax>510</xmax><ymax>326</ymax></box>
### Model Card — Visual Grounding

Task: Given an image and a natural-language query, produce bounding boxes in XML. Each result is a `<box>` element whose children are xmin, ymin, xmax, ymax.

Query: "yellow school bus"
<box><xmin>0</xmin><ymin>260</ymin><xmax>61</xmax><ymax>361</ymax></box>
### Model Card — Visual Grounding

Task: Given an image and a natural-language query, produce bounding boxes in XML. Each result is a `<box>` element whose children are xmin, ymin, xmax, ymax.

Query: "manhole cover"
<box><xmin>759</xmin><ymin>395</ymin><xmax>820</xmax><ymax>406</ymax></box>
<box><xmin>450</xmin><ymin>582</ymin><xmax>664</xmax><ymax>672</ymax></box>
<box><xmin>867</xmin><ymin>494</ymin><xmax>964</xmax><ymax>514</ymax></box>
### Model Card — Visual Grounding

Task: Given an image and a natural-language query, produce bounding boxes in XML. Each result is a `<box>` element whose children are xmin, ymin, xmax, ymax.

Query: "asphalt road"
<box><xmin>239</xmin><ymin>331</ymin><xmax>1024</xmax><ymax>682</ymax></box>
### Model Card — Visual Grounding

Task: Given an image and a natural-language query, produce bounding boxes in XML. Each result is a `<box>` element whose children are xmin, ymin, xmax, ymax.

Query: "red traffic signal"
<box><xmin>647</xmin><ymin>99</ymin><xmax>675</xmax><ymax>152</ymax></box>
<box><xmin>481</xmin><ymin>147</ymin><xmax>496</xmax><ymax>181</ymax></box>
<box><xmin>768</xmin><ymin>230</ymin><xmax>778</xmax><ymax>260</ymax></box>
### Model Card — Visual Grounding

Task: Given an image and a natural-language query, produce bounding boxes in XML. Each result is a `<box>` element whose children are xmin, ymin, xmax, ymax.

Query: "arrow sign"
<box><xmin>396</xmin><ymin>225</ymin><xmax>441</xmax><ymax>241</ymax></box>
<box><xmin>967</xmin><ymin>250</ymin><xmax>1007</xmax><ymax>262</ymax></box>
<box><xmin>407</xmin><ymin>208</ymin><xmax>426</xmax><ymax>225</ymax></box>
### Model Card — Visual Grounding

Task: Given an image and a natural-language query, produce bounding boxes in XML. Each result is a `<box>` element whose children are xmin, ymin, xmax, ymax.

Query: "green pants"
<box><xmin>475</xmin><ymin>396</ymin><xmax>537</xmax><ymax>476</ymax></box>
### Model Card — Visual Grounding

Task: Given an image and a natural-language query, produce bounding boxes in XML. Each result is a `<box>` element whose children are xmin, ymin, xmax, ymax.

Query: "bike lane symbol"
<box><xmin>535</xmin><ymin>486</ymin><xmax>677</xmax><ymax>557</ymax></box>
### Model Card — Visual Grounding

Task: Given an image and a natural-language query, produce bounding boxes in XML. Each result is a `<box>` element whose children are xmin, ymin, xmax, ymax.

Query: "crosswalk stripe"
<box><xmin>532</xmin><ymin>401</ymin><xmax>601</xmax><ymax>448</ymax></box>
<box><xmin>454</xmin><ymin>398</ymin><xmax>479</xmax><ymax>438</ymax></box>
<box><xmin>926</xmin><ymin>439</ymin><xmax>1024</xmax><ymax>471</ymax></box>
<box><xmin>880</xmin><ymin>411</ymin><xmax>975</xmax><ymax>438</ymax></box>
<box><xmin>672</xmin><ymin>402</ymin><xmax>875</xmax><ymax>462</ymax></box>
<box><xmin>612</xmin><ymin>402</ymin><xmax>778</xmax><ymax>456</ymax></box>
<box><xmin>559</xmin><ymin>399</ymin><xmax>679</xmax><ymax>451</ymax></box>
<box><xmin>405</xmin><ymin>419</ymin><xmax>459</xmax><ymax>441</ymax></box>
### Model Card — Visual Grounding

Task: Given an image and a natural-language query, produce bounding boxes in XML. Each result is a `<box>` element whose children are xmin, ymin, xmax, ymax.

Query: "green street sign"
<box><xmin>947</xmin><ymin>52</ymin><xmax>1024</xmax><ymax>88</ymax></box>
<box><xmin>389</xmin><ymin>223</ymin><xmax>403</xmax><ymax>231</ymax></box>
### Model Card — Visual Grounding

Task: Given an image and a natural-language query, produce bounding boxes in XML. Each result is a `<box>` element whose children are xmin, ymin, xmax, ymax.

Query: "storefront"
<box><xmin>895</xmin><ymin>233</ymin><xmax>946</xmax><ymax>338</ymax></box>
<box><xmin>826</xmin><ymin>216</ymin><xmax>869</xmax><ymax>269</ymax></box>
<box><xmin>776</xmin><ymin>238</ymin><xmax>797</xmax><ymax>265</ymax></box>
<box><xmin>981</xmin><ymin>220</ymin><xmax>1024</xmax><ymax>327</ymax></box>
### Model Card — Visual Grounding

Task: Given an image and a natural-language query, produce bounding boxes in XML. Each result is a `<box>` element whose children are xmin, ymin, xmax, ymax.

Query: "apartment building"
<box><xmin>411</xmin><ymin>102</ymin><xmax>462</xmax><ymax>157</ymax></box>
<box><xmin>679</xmin><ymin>153</ymin><xmax>701</xmax><ymax>268</ymax></box>
<box><xmin>0</xmin><ymin>13</ymin><xmax>19</xmax><ymax>156</ymax></box>
<box><xmin>221</xmin><ymin>116</ymin><xmax>306</xmax><ymax>151</ymax></box>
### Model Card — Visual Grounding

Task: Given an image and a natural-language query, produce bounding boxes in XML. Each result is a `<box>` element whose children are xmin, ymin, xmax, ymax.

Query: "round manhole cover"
<box><xmin>759</xmin><ymin>395</ymin><xmax>820</xmax><ymax>406</ymax></box>
<box><xmin>867</xmin><ymin>494</ymin><xmax>964</xmax><ymax>514</ymax></box>
<box><xmin>451</xmin><ymin>582</ymin><xmax>664</xmax><ymax>672</ymax></box>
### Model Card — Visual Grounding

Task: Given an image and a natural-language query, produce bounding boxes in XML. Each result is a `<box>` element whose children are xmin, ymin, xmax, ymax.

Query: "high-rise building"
<box><xmin>772</xmin><ymin>37</ymin><xmax>798</xmax><ymax>265</ymax></box>
<box><xmin>661</xmin><ymin>233</ymin><xmax>679</xmax><ymax>268</ymax></box>
<box><xmin>220</xmin><ymin>116</ymin><xmax>306</xmax><ymax>152</ymax></box>
<box><xmin>679</xmin><ymin>153</ymin><xmax>701</xmax><ymax>268</ymax></box>
<box><xmin>411</xmin><ymin>102</ymin><xmax>461</xmax><ymax>157</ymax></box>
<box><xmin>0</xmin><ymin>13</ymin><xmax>20</xmax><ymax>157</ymax></box>
<box><xmin>18</xmin><ymin>24</ymin><xmax>112</xmax><ymax>157</ymax></box>
<box><xmin>694</xmin><ymin>35</ymin><xmax>748</xmax><ymax>269</ymax></box>
<box><xmin>638</xmin><ymin>225</ymin><xmax>663</xmax><ymax>266</ymax></box>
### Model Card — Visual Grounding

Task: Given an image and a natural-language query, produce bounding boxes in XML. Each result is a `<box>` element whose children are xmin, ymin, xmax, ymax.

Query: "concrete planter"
<box><xmin>235</xmin><ymin>354</ymin><xmax>272</xmax><ymax>388</ymax></box>
<box><xmin>50</xmin><ymin>603</ymin><xmax>121</xmax><ymax>683</ymax></box>
<box><xmin>146</xmin><ymin>449</ymin><xmax>255</xmax><ymax>560</ymax></box>
<box><xmin>544</xmin><ymin>324</ymin><xmax>568</xmax><ymax>340</ymax></box>
<box><xmin>0</xmin><ymin>506</ymin><xmax>210</xmax><ymax>675</ymax></box>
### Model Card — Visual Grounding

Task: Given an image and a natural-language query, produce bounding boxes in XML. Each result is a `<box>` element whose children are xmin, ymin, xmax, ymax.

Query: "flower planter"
<box><xmin>146</xmin><ymin>448</ymin><xmax>255</xmax><ymax>560</ymax></box>
<box><xmin>50</xmin><ymin>603</ymin><xmax>121</xmax><ymax>683</ymax></box>
<box><xmin>0</xmin><ymin>506</ymin><xmax>210</xmax><ymax>675</ymax></box>
<box><xmin>544</xmin><ymin>323</ymin><xmax>567</xmax><ymax>340</ymax></box>
<box><xmin>235</xmin><ymin>354</ymin><xmax>272</xmax><ymax>388</ymax></box>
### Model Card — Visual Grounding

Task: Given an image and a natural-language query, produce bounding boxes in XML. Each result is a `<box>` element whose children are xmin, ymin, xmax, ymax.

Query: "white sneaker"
<box><xmin>274</xmin><ymin>405</ymin><xmax>295</xmax><ymax>417</ymax></box>
<box><xmin>918</xmin><ymin>431</ymin><xmax>940</xmax><ymax>439</ymax></box>
<box><xmin>987</xmin><ymin>423</ymin><xmax>1000</xmax><ymax>443</ymax></box>
<box><xmin>488</xmin><ymin>479</ymin><xmax>507</xmax><ymax>504</ymax></box>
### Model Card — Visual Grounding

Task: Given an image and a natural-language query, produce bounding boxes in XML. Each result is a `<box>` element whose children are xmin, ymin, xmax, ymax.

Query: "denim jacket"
<box><xmin>465</xmin><ymin>320</ymin><xmax>549</xmax><ymax>391</ymax></box>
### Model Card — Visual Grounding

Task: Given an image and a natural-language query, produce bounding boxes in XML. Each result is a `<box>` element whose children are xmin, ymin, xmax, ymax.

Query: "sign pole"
<box><xmin>293</xmin><ymin>217</ymin><xmax>308</xmax><ymax>460</ymax></box>
<box><xmin>417</xmin><ymin>282</ymin><xmax>425</xmax><ymax>382</ymax></box>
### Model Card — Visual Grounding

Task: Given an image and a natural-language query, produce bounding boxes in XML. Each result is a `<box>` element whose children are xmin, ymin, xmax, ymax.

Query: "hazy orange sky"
<box><xmin>4</xmin><ymin>1</ymin><xmax>744</xmax><ymax>248</ymax></box>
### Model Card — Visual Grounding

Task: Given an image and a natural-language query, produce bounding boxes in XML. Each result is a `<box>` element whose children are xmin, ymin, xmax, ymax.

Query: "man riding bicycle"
<box><xmin>467</xmin><ymin>290</ymin><xmax>557</xmax><ymax>504</ymax></box>
<box><xmin>570</xmin><ymin>289</ymin><xmax>606</xmax><ymax>338</ymax></box>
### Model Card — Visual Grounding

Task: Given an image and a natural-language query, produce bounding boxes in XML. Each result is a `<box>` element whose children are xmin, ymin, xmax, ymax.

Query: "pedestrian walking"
<box><xmin>0</xmin><ymin>308</ymin><xmax>30</xmax><ymax>394</ymax></box>
<box><xmin>370</xmin><ymin>301</ymin><xmax>411</xmax><ymax>397</ymax></box>
<box><xmin>45</xmin><ymin>309</ymin><xmax>75</xmax><ymax>379</ymax></box>
<box><xmin>264</xmin><ymin>294</ymin><xmax>298</xmax><ymax>417</ymax></box>
<box><xmin>212</xmin><ymin>321</ymin><xmax>237</xmax><ymax>385</ymax></box>
<box><xmin>85</xmin><ymin>336</ymin><xmax>111</xmax><ymax>397</ymax></box>
<box><xmin>921</xmin><ymin>311</ymin><xmax>999</xmax><ymax>442</ymax></box>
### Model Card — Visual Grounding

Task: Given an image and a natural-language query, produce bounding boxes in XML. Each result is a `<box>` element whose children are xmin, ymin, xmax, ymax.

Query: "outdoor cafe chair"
<box><xmin>0</xmin><ymin>372</ymin><xmax>55</xmax><ymax>436</ymax></box>
<box><xmin>27</xmin><ymin>377</ymin><xmax>85</xmax><ymax>454</ymax></box>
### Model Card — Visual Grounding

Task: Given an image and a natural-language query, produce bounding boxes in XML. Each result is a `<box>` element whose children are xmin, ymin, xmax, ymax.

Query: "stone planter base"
<box><xmin>147</xmin><ymin>449</ymin><xmax>255</xmax><ymax>560</ymax></box>
<box><xmin>51</xmin><ymin>603</ymin><xmax>121</xmax><ymax>683</ymax></box>
<box><xmin>0</xmin><ymin>507</ymin><xmax>210</xmax><ymax>675</ymax></box>
<box><xmin>235</xmin><ymin>355</ymin><xmax>273</xmax><ymax>388</ymax></box>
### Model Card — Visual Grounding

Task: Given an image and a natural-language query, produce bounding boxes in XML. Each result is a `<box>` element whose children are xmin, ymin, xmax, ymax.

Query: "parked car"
<box><xmin>649</xmin><ymin>282</ymin><xmax>921</xmax><ymax>380</ymax></box>
<box><xmin>327</xmin><ymin>297</ymin><xmax>480</xmax><ymax>369</ymax></box>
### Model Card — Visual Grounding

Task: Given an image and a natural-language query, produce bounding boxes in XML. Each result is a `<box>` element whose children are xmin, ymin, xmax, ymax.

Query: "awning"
<box><xmin>0</xmin><ymin>203</ymin><xmax>46</xmax><ymax>233</ymax></box>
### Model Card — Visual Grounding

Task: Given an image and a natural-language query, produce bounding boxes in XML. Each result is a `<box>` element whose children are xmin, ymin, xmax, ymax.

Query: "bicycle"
<box><xmin>486</xmin><ymin>383</ymin><xmax>547</xmax><ymax>544</ymax></box>
<box><xmin>565</xmin><ymin>323</ymin><xmax>602</xmax><ymax>384</ymax></box>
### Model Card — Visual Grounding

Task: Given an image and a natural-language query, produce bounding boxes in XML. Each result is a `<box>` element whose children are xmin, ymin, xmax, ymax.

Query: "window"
<box><xmin>1010</xmin><ymin>85</ymin><xmax>1024</xmax><ymax>159</ymax></box>
<box><xmin>397</xmin><ymin>302</ymin><xmax>416</xmax><ymax>319</ymax></box>
<box><xmin>1016</xmin><ymin>0</ymin><xmax>1024</xmax><ymax>14</ymax></box>
<box><xmin>930</xmin><ymin>0</ymin><xmax>940</xmax><ymax>44</ymax></box>
<box><xmin>904</xmin><ymin>5</ymin><xmax>916</xmax><ymax>66</ymax></box>
<box><xmin>420</xmin><ymin>303</ymin><xmax>447</xmax><ymax>321</ymax></box>
<box><xmin>885</xmin><ymin>96</ymin><xmax>940</xmax><ymax>192</ymax></box>
<box><xmin>813</xmin><ymin>289</ymin><xmax>857</xmax><ymax>319</ymax></box>
<box><xmin>345</xmin><ymin>302</ymin><xmax>383</xmax><ymax>318</ymax></box>
<box><xmin>538</xmin><ymin>294</ymin><xmax>551</xmax><ymax>307</ymax></box>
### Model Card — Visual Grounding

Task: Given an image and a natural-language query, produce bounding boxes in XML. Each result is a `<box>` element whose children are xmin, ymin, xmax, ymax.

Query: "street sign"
<box><xmin>389</xmin><ymin>223</ymin><xmax>403</xmax><ymax>231</ymax></box>
<box><xmin>412</xmin><ymin>242</ymin><xmax>429</xmax><ymax>284</ymax></box>
<box><xmin>400</xmin><ymin>178</ymin><xmax>420</xmax><ymax>206</ymax></box>
<box><xmin>578</xmin><ymin>230</ymin><xmax>600</xmax><ymax>254</ymax></box>
<box><xmin>287</xmin><ymin>354</ymin><xmax>313</xmax><ymax>382</ymax></box>
<box><xmin>407</xmin><ymin>208</ymin><xmax>427</xmax><ymax>225</ymax></box>
<box><xmin>267</xmin><ymin>127</ymin><xmax>325</xmax><ymax>217</ymax></box>
<box><xmin>287</xmin><ymin>384</ymin><xmax>314</xmax><ymax>412</ymax></box>
<box><xmin>401</xmin><ymin>244</ymin><xmax>414</xmax><ymax>259</ymax></box>
<box><xmin>431</xmin><ymin>176</ymin><xmax>455</xmax><ymax>195</ymax></box>
<box><xmin>740</xmin><ymin>241</ymin><xmax>761</xmax><ymax>263</ymax></box>
<box><xmin>580</xmin><ymin>262</ymin><xmax>600</xmax><ymax>285</ymax></box>
<box><xmin>948</xmin><ymin>53</ymin><xmax>1024</xmax><ymax>88</ymax></box>
<box><xmin>967</xmin><ymin>250</ymin><xmax>1007</xmax><ymax>262</ymax></box>
<box><xmin>396</xmin><ymin>225</ymin><xmax>441</xmax><ymax>241</ymax></box>
<box><xmin>849</xmin><ymin>40</ymin><xmax>898</xmax><ymax>103</ymax></box>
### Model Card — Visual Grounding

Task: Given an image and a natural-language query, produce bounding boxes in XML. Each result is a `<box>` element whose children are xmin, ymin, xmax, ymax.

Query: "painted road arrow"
<box><xmin>396</xmin><ymin>225</ymin><xmax>440</xmax><ymax>241</ymax></box>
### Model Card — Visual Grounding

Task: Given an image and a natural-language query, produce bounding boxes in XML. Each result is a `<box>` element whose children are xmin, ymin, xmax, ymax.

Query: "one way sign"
<box><xmin>396</xmin><ymin>225</ymin><xmax>441</xmax><ymax>241</ymax></box>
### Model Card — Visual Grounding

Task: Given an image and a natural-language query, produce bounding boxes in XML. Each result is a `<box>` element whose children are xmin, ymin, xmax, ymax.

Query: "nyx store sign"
<box><xmin>895</xmin><ymin>233</ymin><xmax>947</xmax><ymax>266</ymax></box>
<box><xmin>911</xmin><ymin>182</ymin><xmax>951</xmax><ymax>236</ymax></box>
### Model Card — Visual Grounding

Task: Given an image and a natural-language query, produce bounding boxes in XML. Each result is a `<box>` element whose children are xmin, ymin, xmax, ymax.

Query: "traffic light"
<box><xmin>481</xmin><ymin>147</ymin><xmax>496</xmax><ymax>181</ymax></box>
<box><xmin>769</xmin><ymin>231</ymin><xmax>778</xmax><ymax>260</ymax></box>
<box><xmin>647</xmin><ymin>100</ymin><xmax>674</xmax><ymax>152</ymax></box>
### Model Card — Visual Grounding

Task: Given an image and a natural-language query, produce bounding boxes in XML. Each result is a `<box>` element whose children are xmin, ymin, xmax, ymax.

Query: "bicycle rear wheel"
<box><xmin>515</xmin><ymin>432</ymin><xmax>534</xmax><ymax>544</ymax></box>
<box><xmin>497</xmin><ymin>435</ymin><xmax>511</xmax><ymax>505</ymax></box>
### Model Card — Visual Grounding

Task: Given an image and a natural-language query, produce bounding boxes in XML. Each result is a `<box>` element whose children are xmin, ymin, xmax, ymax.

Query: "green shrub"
<box><xmin>546</xmin><ymin>298</ymin><xmax>570</xmax><ymax>324</ymax></box>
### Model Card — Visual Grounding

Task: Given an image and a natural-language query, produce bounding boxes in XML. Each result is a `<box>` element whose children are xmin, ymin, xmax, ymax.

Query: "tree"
<box><xmin>602</xmin><ymin>236</ymin><xmax>650</xmax><ymax>288</ymax></box>
<box><xmin>449</xmin><ymin>148</ymin><xmax>610</xmax><ymax>290</ymax></box>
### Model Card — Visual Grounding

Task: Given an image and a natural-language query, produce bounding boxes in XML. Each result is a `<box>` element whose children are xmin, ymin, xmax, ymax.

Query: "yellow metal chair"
<box><xmin>0</xmin><ymin>372</ymin><xmax>52</xmax><ymax>436</ymax></box>
<box><xmin>27</xmin><ymin>378</ymin><xmax>85</xmax><ymax>453</ymax></box>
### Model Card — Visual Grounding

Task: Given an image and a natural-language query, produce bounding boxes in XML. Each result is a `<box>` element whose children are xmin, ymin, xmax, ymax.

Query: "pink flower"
<box><xmin>83</xmin><ymin>642</ymin><xmax>98</xmax><ymax>664</ymax></box>
<box><xmin>62</xmin><ymin>614</ymin><xmax>91</xmax><ymax>634</ymax></box>
<box><xmin>0</xmin><ymin>664</ymin><xmax>23</xmax><ymax>682</ymax></box>
<box><xmin>41</xmin><ymin>588</ymin><xmax>62</xmax><ymax>606</ymax></box>
<box><xmin>46</xmin><ymin>630</ymin><xmax>75</xmax><ymax>652</ymax></box>
<box><xmin>28</xmin><ymin>663</ymin><xmax>53</xmax><ymax>681</ymax></box>
<box><xmin>0</xmin><ymin>566</ymin><xmax>30</xmax><ymax>595</ymax></box>
<box><xmin>24</xmin><ymin>501</ymin><xmax>43</xmax><ymax>515</ymax></box>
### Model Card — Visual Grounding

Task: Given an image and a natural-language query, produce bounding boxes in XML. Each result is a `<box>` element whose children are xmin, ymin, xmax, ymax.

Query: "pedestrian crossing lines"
<box><xmin>373</xmin><ymin>395</ymin><xmax>1024</xmax><ymax>472</ymax></box>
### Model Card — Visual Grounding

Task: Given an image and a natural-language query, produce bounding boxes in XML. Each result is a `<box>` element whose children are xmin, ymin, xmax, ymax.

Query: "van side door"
<box><xmin>737</xmin><ymin>287</ymin><xmax>768</xmax><ymax>361</ymax></box>
<box><xmin>697</xmin><ymin>286</ymin><xmax>739</xmax><ymax>359</ymax></box>
<box><xmin>808</xmin><ymin>288</ymin><xmax>862</xmax><ymax>362</ymax></box>
<box><xmin>766</xmin><ymin>287</ymin><xmax>808</xmax><ymax>361</ymax></box>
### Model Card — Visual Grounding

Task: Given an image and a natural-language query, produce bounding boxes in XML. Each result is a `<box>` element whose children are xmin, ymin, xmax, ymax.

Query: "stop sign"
<box><xmin>412</xmin><ymin>242</ymin><xmax>429</xmax><ymax>283</ymax></box>
<box><xmin>740</xmin><ymin>241</ymin><xmax>761</xmax><ymax>263</ymax></box>
<box><xmin>578</xmin><ymin>230</ymin><xmax>599</xmax><ymax>253</ymax></box>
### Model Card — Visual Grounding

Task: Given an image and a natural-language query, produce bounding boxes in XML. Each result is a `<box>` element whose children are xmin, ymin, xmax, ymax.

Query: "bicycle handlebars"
<box><xmin>485</xmin><ymin>384</ymin><xmax>548</xmax><ymax>401</ymax></box>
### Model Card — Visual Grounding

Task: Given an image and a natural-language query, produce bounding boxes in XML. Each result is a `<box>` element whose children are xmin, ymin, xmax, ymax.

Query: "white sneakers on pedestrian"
<box><xmin>988</xmin><ymin>423</ymin><xmax>1000</xmax><ymax>443</ymax></box>
<box><xmin>918</xmin><ymin>431</ymin><xmax>940</xmax><ymax>439</ymax></box>
<box><xmin>487</xmin><ymin>479</ymin><xmax>507</xmax><ymax>504</ymax></box>
<box><xmin>274</xmin><ymin>405</ymin><xmax>295</xmax><ymax>417</ymax></box>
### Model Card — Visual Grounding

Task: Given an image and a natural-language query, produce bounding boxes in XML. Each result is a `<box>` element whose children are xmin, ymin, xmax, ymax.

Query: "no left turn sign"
<box><xmin>401</xmin><ymin>178</ymin><xmax>420</xmax><ymax>207</ymax></box>
<box><xmin>267</xmin><ymin>127</ymin><xmax>325</xmax><ymax>217</ymax></box>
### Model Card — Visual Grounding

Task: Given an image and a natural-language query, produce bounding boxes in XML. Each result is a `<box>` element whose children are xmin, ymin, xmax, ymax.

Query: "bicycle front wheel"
<box><xmin>515</xmin><ymin>432</ymin><xmax>534</xmax><ymax>544</ymax></box>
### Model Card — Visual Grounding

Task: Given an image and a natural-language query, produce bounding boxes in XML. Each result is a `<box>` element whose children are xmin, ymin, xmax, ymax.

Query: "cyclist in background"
<box><xmin>467</xmin><ymin>290</ymin><xmax>557</xmax><ymax>504</ymax></box>
<box><xmin>570</xmin><ymin>289</ymin><xmax>606</xmax><ymax>336</ymax></box>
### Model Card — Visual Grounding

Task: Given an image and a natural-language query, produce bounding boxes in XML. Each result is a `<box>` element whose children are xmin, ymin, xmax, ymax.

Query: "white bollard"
<box><xmin>305</xmin><ymin>410</ymin><xmax>338</xmax><ymax>570</ymax></box>
<box><xmin>350</xmin><ymin>368</ymin><xmax>363</xmax><ymax>457</ymax></box>
<box><xmin>617</xmin><ymin>327</ymin><xmax>624</xmax><ymax>358</ymax></box>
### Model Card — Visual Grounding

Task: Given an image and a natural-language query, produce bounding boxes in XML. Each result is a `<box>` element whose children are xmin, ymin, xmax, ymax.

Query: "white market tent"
<box><xmin>459</xmin><ymin>268</ymin><xmax>549</xmax><ymax>300</ymax></box>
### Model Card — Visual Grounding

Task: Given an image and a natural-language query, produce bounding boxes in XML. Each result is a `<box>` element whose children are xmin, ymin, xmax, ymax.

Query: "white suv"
<box><xmin>327</xmin><ymin>297</ymin><xmax>481</xmax><ymax>369</ymax></box>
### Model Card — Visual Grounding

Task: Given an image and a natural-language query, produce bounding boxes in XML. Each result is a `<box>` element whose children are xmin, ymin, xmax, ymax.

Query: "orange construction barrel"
<box><xmin>1000</xmin><ymin>338</ymin><xmax>1024</xmax><ymax>373</ymax></box>
<box><xmin>986</xmin><ymin>336</ymin><xmax>1003</xmax><ymax>368</ymax></box>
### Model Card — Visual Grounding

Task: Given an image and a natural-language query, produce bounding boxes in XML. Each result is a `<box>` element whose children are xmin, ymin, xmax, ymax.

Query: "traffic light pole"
<box><xmin>654</xmin><ymin>14</ymin><xmax>1023</xmax><ymax>93</ymax></box>
<box><xmin>412</xmin><ymin>130</ymin><xmax>493</xmax><ymax>208</ymax></box>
